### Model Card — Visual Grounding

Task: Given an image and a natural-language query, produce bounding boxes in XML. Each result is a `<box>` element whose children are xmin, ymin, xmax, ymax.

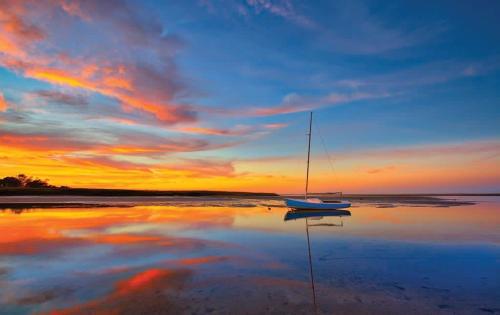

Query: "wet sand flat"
<box><xmin>0</xmin><ymin>196</ymin><xmax>498</xmax><ymax>314</ymax></box>
<box><xmin>0</xmin><ymin>193</ymin><xmax>483</xmax><ymax>209</ymax></box>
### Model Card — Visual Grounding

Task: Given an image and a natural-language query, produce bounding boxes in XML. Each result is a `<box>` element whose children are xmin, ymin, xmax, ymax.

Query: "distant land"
<box><xmin>0</xmin><ymin>187</ymin><xmax>279</xmax><ymax>197</ymax></box>
<box><xmin>0</xmin><ymin>174</ymin><xmax>278</xmax><ymax>197</ymax></box>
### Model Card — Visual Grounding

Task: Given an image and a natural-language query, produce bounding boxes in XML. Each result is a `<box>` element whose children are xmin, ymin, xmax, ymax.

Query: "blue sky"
<box><xmin>156</xmin><ymin>0</ymin><xmax>500</xmax><ymax>146</ymax></box>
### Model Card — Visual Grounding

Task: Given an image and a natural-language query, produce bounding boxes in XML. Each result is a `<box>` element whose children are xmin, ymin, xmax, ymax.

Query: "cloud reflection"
<box><xmin>47</xmin><ymin>268</ymin><xmax>193</xmax><ymax>315</ymax></box>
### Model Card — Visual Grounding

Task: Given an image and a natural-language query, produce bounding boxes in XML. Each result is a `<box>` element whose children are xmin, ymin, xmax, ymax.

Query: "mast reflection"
<box><xmin>284</xmin><ymin>209</ymin><xmax>351</xmax><ymax>314</ymax></box>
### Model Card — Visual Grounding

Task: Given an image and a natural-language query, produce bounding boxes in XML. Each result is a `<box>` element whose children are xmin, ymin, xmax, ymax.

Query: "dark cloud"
<box><xmin>34</xmin><ymin>90</ymin><xmax>89</xmax><ymax>106</ymax></box>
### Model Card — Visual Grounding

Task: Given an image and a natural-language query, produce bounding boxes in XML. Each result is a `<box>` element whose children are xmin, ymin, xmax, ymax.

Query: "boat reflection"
<box><xmin>284</xmin><ymin>209</ymin><xmax>351</xmax><ymax>314</ymax></box>
<box><xmin>284</xmin><ymin>209</ymin><xmax>351</xmax><ymax>221</ymax></box>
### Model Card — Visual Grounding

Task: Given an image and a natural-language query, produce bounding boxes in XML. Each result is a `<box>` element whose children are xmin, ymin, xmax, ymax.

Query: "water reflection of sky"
<box><xmin>0</xmin><ymin>197</ymin><xmax>498</xmax><ymax>314</ymax></box>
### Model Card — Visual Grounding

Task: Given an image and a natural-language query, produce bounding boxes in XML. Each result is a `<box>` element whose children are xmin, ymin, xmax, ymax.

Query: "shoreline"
<box><xmin>1</xmin><ymin>189</ymin><xmax>497</xmax><ymax>210</ymax></box>
<box><xmin>0</xmin><ymin>187</ymin><xmax>497</xmax><ymax>197</ymax></box>
<box><xmin>0</xmin><ymin>193</ymin><xmax>495</xmax><ymax>210</ymax></box>
<box><xmin>0</xmin><ymin>188</ymin><xmax>278</xmax><ymax>197</ymax></box>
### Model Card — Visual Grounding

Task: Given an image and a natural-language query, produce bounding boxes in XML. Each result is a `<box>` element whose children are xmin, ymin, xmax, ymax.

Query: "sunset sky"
<box><xmin>0</xmin><ymin>0</ymin><xmax>499</xmax><ymax>193</ymax></box>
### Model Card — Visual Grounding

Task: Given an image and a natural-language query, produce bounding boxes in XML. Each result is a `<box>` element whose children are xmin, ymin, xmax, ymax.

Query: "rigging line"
<box><xmin>314</xmin><ymin>123</ymin><xmax>336</xmax><ymax>173</ymax></box>
<box><xmin>313</xmin><ymin>122</ymin><xmax>344</xmax><ymax>195</ymax></box>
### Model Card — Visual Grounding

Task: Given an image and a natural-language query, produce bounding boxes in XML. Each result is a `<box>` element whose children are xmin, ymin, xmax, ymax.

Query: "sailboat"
<box><xmin>284</xmin><ymin>112</ymin><xmax>351</xmax><ymax>210</ymax></box>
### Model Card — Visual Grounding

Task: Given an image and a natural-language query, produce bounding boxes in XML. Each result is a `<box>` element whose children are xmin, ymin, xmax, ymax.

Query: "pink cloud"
<box><xmin>176</xmin><ymin>123</ymin><xmax>287</xmax><ymax>136</ymax></box>
<box><xmin>166</xmin><ymin>158</ymin><xmax>237</xmax><ymax>177</ymax></box>
<box><xmin>60</xmin><ymin>155</ymin><xmax>153</xmax><ymax>173</ymax></box>
<box><xmin>177</xmin><ymin>125</ymin><xmax>254</xmax><ymax>136</ymax></box>
<box><xmin>380</xmin><ymin>140</ymin><xmax>500</xmax><ymax>159</ymax></box>
<box><xmin>334</xmin><ymin>140</ymin><xmax>500</xmax><ymax>161</ymax></box>
<box><xmin>84</xmin><ymin>116</ymin><xmax>140</xmax><ymax>126</ymax></box>
<box><xmin>0</xmin><ymin>127</ymin><xmax>245</xmax><ymax>158</ymax></box>
<box><xmin>0</xmin><ymin>131</ymin><xmax>96</xmax><ymax>152</ymax></box>
<box><xmin>238</xmin><ymin>91</ymin><xmax>388</xmax><ymax>116</ymax></box>
<box><xmin>263</xmin><ymin>123</ymin><xmax>288</xmax><ymax>129</ymax></box>
<box><xmin>0</xmin><ymin>1</ymin><xmax>46</xmax><ymax>58</ymax></box>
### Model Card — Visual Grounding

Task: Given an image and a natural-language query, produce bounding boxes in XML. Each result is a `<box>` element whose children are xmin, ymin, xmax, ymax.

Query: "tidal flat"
<box><xmin>0</xmin><ymin>196</ymin><xmax>498</xmax><ymax>314</ymax></box>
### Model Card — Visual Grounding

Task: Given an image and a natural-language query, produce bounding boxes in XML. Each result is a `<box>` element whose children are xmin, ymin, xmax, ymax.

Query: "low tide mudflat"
<box><xmin>0</xmin><ymin>195</ymin><xmax>498</xmax><ymax>314</ymax></box>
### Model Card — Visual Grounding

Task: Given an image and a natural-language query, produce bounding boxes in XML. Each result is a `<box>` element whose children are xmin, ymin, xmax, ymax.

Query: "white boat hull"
<box><xmin>284</xmin><ymin>198</ymin><xmax>351</xmax><ymax>210</ymax></box>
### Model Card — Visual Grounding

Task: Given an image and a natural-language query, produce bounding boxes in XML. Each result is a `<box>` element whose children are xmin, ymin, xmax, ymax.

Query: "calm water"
<box><xmin>0</xmin><ymin>197</ymin><xmax>498</xmax><ymax>314</ymax></box>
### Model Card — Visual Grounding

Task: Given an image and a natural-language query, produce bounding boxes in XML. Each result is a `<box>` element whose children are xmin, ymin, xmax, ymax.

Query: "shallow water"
<box><xmin>0</xmin><ymin>197</ymin><xmax>498</xmax><ymax>314</ymax></box>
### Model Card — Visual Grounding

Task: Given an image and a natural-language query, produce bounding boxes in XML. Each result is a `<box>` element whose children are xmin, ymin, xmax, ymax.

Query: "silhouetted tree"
<box><xmin>25</xmin><ymin>179</ymin><xmax>51</xmax><ymax>188</ymax></box>
<box><xmin>0</xmin><ymin>174</ymin><xmax>59</xmax><ymax>189</ymax></box>
<box><xmin>0</xmin><ymin>176</ymin><xmax>23</xmax><ymax>187</ymax></box>
<box><xmin>17</xmin><ymin>174</ymin><xmax>29</xmax><ymax>186</ymax></box>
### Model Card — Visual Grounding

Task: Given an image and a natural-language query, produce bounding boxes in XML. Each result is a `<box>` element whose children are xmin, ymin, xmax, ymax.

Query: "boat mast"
<box><xmin>305</xmin><ymin>111</ymin><xmax>313</xmax><ymax>199</ymax></box>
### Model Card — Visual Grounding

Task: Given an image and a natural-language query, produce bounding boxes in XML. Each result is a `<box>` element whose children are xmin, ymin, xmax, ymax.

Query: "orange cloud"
<box><xmin>102</xmin><ymin>76</ymin><xmax>132</xmax><ymax>90</ymax></box>
<box><xmin>0</xmin><ymin>36</ymin><xmax>24</xmax><ymax>57</ymax></box>
<box><xmin>0</xmin><ymin>92</ymin><xmax>8</xmax><ymax>111</ymax></box>
<box><xmin>26</xmin><ymin>68</ymin><xmax>94</xmax><ymax>90</ymax></box>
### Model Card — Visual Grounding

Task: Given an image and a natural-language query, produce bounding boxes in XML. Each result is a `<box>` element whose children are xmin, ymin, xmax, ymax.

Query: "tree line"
<box><xmin>0</xmin><ymin>174</ymin><xmax>67</xmax><ymax>189</ymax></box>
